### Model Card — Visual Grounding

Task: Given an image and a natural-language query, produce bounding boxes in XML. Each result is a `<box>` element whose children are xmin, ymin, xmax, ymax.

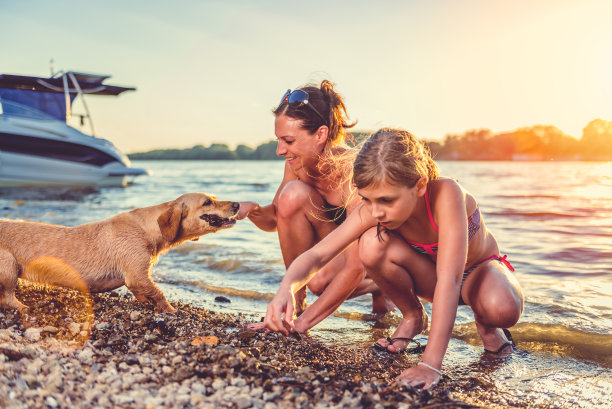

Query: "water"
<box><xmin>1</xmin><ymin>160</ymin><xmax>610</xmax><ymax>408</ymax></box>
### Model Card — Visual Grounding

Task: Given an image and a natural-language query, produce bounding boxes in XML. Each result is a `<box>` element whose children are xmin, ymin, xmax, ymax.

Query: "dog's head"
<box><xmin>157</xmin><ymin>193</ymin><xmax>239</xmax><ymax>243</ymax></box>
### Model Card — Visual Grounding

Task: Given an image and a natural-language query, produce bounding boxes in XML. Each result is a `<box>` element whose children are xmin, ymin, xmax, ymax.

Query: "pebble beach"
<box><xmin>0</xmin><ymin>282</ymin><xmax>531</xmax><ymax>409</ymax></box>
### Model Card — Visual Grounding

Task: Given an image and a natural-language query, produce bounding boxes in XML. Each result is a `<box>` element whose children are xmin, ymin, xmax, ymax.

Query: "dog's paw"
<box><xmin>0</xmin><ymin>297</ymin><xmax>28</xmax><ymax>312</ymax></box>
<box><xmin>157</xmin><ymin>304</ymin><xmax>176</xmax><ymax>314</ymax></box>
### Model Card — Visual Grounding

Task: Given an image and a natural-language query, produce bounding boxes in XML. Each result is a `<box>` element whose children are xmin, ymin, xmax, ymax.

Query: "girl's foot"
<box><xmin>476</xmin><ymin>322</ymin><xmax>515</xmax><ymax>355</ymax></box>
<box><xmin>373</xmin><ymin>336</ymin><xmax>424</xmax><ymax>354</ymax></box>
<box><xmin>375</xmin><ymin>312</ymin><xmax>428</xmax><ymax>353</ymax></box>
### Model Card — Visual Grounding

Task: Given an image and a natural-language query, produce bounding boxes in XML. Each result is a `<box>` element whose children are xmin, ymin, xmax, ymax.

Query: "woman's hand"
<box><xmin>396</xmin><ymin>363</ymin><xmax>441</xmax><ymax>390</ymax></box>
<box><xmin>263</xmin><ymin>289</ymin><xmax>296</xmax><ymax>335</ymax></box>
<box><xmin>236</xmin><ymin>202</ymin><xmax>260</xmax><ymax>220</ymax></box>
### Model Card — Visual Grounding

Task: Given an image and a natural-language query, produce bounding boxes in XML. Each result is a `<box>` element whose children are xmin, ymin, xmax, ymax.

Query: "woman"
<box><xmin>237</xmin><ymin>81</ymin><xmax>392</xmax><ymax>332</ymax></box>
<box><xmin>262</xmin><ymin>128</ymin><xmax>524</xmax><ymax>389</ymax></box>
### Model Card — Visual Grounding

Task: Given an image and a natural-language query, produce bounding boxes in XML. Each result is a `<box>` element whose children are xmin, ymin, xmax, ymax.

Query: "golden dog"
<box><xmin>0</xmin><ymin>193</ymin><xmax>239</xmax><ymax>313</ymax></box>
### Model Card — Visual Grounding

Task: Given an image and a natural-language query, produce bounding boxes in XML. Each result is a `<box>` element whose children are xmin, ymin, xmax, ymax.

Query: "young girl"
<box><xmin>262</xmin><ymin>128</ymin><xmax>524</xmax><ymax>389</ymax></box>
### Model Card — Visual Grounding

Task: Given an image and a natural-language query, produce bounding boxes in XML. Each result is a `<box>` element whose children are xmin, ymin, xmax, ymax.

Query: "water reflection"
<box><xmin>0</xmin><ymin>186</ymin><xmax>101</xmax><ymax>202</ymax></box>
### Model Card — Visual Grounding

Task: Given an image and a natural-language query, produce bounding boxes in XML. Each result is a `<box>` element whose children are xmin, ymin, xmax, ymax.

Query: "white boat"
<box><xmin>0</xmin><ymin>71</ymin><xmax>149</xmax><ymax>187</ymax></box>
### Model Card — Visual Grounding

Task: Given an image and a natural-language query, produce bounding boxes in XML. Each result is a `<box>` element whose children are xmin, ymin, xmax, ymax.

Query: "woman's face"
<box><xmin>358</xmin><ymin>179</ymin><xmax>424</xmax><ymax>230</ymax></box>
<box><xmin>275</xmin><ymin>114</ymin><xmax>326</xmax><ymax>173</ymax></box>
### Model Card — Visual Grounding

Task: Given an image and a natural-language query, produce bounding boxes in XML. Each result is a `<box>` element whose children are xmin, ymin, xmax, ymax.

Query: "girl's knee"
<box><xmin>307</xmin><ymin>276</ymin><xmax>326</xmax><ymax>296</ymax></box>
<box><xmin>307</xmin><ymin>262</ymin><xmax>335</xmax><ymax>296</ymax></box>
<box><xmin>358</xmin><ymin>227</ymin><xmax>389</xmax><ymax>269</ymax></box>
<box><xmin>277</xmin><ymin>181</ymin><xmax>313</xmax><ymax>220</ymax></box>
<box><xmin>477</xmin><ymin>293</ymin><xmax>522</xmax><ymax>328</ymax></box>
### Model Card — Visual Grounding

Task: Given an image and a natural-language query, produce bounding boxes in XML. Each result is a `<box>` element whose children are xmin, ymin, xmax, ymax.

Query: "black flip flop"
<box><xmin>373</xmin><ymin>337</ymin><xmax>425</xmax><ymax>354</ymax></box>
<box><xmin>484</xmin><ymin>328</ymin><xmax>518</xmax><ymax>354</ymax></box>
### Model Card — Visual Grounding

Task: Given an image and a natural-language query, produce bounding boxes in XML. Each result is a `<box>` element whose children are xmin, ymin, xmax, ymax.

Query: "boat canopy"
<box><xmin>0</xmin><ymin>72</ymin><xmax>135</xmax><ymax>122</ymax></box>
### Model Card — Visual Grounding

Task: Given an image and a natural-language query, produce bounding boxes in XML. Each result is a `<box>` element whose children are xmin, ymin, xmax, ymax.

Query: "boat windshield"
<box><xmin>0</xmin><ymin>98</ymin><xmax>59</xmax><ymax>121</ymax></box>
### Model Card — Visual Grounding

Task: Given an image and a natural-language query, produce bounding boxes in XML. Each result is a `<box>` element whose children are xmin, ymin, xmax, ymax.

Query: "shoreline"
<box><xmin>1</xmin><ymin>283</ymin><xmax>524</xmax><ymax>409</ymax></box>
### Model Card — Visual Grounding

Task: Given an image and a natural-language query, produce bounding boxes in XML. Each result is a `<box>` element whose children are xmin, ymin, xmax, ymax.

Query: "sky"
<box><xmin>1</xmin><ymin>0</ymin><xmax>611</xmax><ymax>153</ymax></box>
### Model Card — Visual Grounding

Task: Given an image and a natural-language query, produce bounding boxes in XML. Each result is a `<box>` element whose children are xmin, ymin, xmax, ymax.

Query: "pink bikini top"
<box><xmin>405</xmin><ymin>188</ymin><xmax>481</xmax><ymax>257</ymax></box>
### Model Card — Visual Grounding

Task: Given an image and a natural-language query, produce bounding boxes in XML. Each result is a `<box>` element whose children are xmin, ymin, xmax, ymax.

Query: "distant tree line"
<box><xmin>426</xmin><ymin>119</ymin><xmax>612</xmax><ymax>161</ymax></box>
<box><xmin>128</xmin><ymin>119</ymin><xmax>612</xmax><ymax>161</ymax></box>
<box><xmin>129</xmin><ymin>141</ymin><xmax>280</xmax><ymax>160</ymax></box>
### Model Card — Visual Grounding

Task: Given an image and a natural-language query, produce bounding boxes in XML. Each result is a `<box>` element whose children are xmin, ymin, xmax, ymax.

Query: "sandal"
<box><xmin>484</xmin><ymin>328</ymin><xmax>518</xmax><ymax>354</ymax></box>
<box><xmin>373</xmin><ymin>337</ymin><xmax>425</xmax><ymax>354</ymax></box>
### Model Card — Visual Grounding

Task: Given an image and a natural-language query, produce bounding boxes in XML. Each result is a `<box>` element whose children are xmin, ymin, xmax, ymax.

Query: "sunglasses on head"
<box><xmin>280</xmin><ymin>89</ymin><xmax>327</xmax><ymax>124</ymax></box>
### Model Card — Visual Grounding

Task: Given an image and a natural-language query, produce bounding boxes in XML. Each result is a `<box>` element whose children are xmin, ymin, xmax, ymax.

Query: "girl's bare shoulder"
<box><xmin>430</xmin><ymin>178</ymin><xmax>478</xmax><ymax>211</ymax></box>
<box><xmin>429</xmin><ymin>178</ymin><xmax>463</xmax><ymax>196</ymax></box>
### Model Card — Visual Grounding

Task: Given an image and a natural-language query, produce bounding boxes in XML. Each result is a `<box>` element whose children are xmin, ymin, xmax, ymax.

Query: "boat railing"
<box><xmin>57</xmin><ymin>71</ymin><xmax>96</xmax><ymax>136</ymax></box>
<box><xmin>1</xmin><ymin>71</ymin><xmax>99</xmax><ymax>137</ymax></box>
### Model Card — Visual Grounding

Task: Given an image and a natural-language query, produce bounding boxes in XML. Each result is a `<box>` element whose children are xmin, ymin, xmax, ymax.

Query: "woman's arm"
<box><xmin>264</xmin><ymin>205</ymin><xmax>376</xmax><ymax>334</ymax></box>
<box><xmin>237</xmin><ymin>162</ymin><xmax>297</xmax><ymax>232</ymax></box>
<box><xmin>292</xmin><ymin>240</ymin><xmax>363</xmax><ymax>332</ymax></box>
<box><xmin>237</xmin><ymin>203</ymin><xmax>277</xmax><ymax>232</ymax></box>
<box><xmin>398</xmin><ymin>180</ymin><xmax>468</xmax><ymax>388</ymax></box>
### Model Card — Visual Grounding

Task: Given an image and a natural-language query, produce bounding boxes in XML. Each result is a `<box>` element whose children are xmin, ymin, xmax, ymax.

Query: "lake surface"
<box><xmin>1</xmin><ymin>160</ymin><xmax>610</xmax><ymax>408</ymax></box>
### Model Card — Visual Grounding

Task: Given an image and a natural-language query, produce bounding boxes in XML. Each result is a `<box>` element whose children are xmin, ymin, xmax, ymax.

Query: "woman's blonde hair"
<box><xmin>353</xmin><ymin>128</ymin><xmax>439</xmax><ymax>189</ymax></box>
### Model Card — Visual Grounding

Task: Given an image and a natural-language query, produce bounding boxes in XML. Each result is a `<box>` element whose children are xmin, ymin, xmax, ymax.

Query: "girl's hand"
<box><xmin>263</xmin><ymin>290</ymin><xmax>296</xmax><ymax>335</ymax></box>
<box><xmin>236</xmin><ymin>202</ymin><xmax>260</xmax><ymax>220</ymax></box>
<box><xmin>244</xmin><ymin>321</ymin><xmax>268</xmax><ymax>332</ymax></box>
<box><xmin>396</xmin><ymin>363</ymin><xmax>441</xmax><ymax>390</ymax></box>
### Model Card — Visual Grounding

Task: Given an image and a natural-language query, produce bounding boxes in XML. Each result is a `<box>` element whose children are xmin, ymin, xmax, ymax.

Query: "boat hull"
<box><xmin>0</xmin><ymin>151</ymin><xmax>146</xmax><ymax>187</ymax></box>
<box><xmin>0</xmin><ymin>105</ymin><xmax>148</xmax><ymax>187</ymax></box>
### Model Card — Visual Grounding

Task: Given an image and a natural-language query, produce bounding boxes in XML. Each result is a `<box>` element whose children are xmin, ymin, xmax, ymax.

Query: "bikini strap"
<box><xmin>424</xmin><ymin>186</ymin><xmax>439</xmax><ymax>232</ymax></box>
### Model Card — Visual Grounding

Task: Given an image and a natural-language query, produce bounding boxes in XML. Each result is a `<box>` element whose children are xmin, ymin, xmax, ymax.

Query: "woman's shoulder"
<box><xmin>317</xmin><ymin>146</ymin><xmax>355</xmax><ymax>185</ymax></box>
<box><xmin>326</xmin><ymin>146</ymin><xmax>356</xmax><ymax>164</ymax></box>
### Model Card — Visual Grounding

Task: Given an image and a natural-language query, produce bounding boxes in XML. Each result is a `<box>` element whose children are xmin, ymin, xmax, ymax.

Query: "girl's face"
<box><xmin>275</xmin><ymin>114</ymin><xmax>326</xmax><ymax>173</ymax></box>
<box><xmin>358</xmin><ymin>178</ymin><xmax>426</xmax><ymax>229</ymax></box>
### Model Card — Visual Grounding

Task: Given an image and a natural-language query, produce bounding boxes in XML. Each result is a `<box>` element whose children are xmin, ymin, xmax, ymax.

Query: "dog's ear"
<box><xmin>157</xmin><ymin>203</ymin><xmax>186</xmax><ymax>242</ymax></box>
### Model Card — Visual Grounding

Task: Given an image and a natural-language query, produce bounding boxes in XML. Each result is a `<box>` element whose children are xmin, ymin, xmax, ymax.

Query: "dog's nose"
<box><xmin>231</xmin><ymin>202</ymin><xmax>240</xmax><ymax>214</ymax></box>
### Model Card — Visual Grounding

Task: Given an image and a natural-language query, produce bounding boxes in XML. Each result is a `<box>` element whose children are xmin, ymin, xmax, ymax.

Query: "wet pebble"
<box><xmin>45</xmin><ymin>396</ymin><xmax>58</xmax><ymax>408</ymax></box>
<box><xmin>95</xmin><ymin>322</ymin><xmax>110</xmax><ymax>331</ymax></box>
<box><xmin>235</xmin><ymin>394</ymin><xmax>253</xmax><ymax>408</ymax></box>
<box><xmin>42</xmin><ymin>326</ymin><xmax>59</xmax><ymax>334</ymax></box>
<box><xmin>212</xmin><ymin>379</ymin><xmax>226</xmax><ymax>390</ymax></box>
<box><xmin>215</xmin><ymin>296</ymin><xmax>231</xmax><ymax>303</ymax></box>
<box><xmin>24</xmin><ymin>327</ymin><xmax>42</xmax><ymax>342</ymax></box>
<box><xmin>67</xmin><ymin>322</ymin><xmax>81</xmax><ymax>336</ymax></box>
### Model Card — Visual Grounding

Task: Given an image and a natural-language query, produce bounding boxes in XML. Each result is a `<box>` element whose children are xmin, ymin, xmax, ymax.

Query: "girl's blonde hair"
<box><xmin>353</xmin><ymin>128</ymin><xmax>439</xmax><ymax>189</ymax></box>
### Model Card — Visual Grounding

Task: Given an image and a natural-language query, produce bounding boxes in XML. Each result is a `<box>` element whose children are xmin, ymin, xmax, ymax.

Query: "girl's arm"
<box><xmin>398</xmin><ymin>180</ymin><xmax>468</xmax><ymax>388</ymax></box>
<box><xmin>264</xmin><ymin>205</ymin><xmax>376</xmax><ymax>334</ymax></box>
<box><xmin>237</xmin><ymin>162</ymin><xmax>297</xmax><ymax>232</ymax></box>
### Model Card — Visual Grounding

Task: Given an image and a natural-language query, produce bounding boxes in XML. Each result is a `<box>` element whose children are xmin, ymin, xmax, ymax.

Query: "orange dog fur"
<box><xmin>0</xmin><ymin>193</ymin><xmax>239</xmax><ymax>313</ymax></box>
